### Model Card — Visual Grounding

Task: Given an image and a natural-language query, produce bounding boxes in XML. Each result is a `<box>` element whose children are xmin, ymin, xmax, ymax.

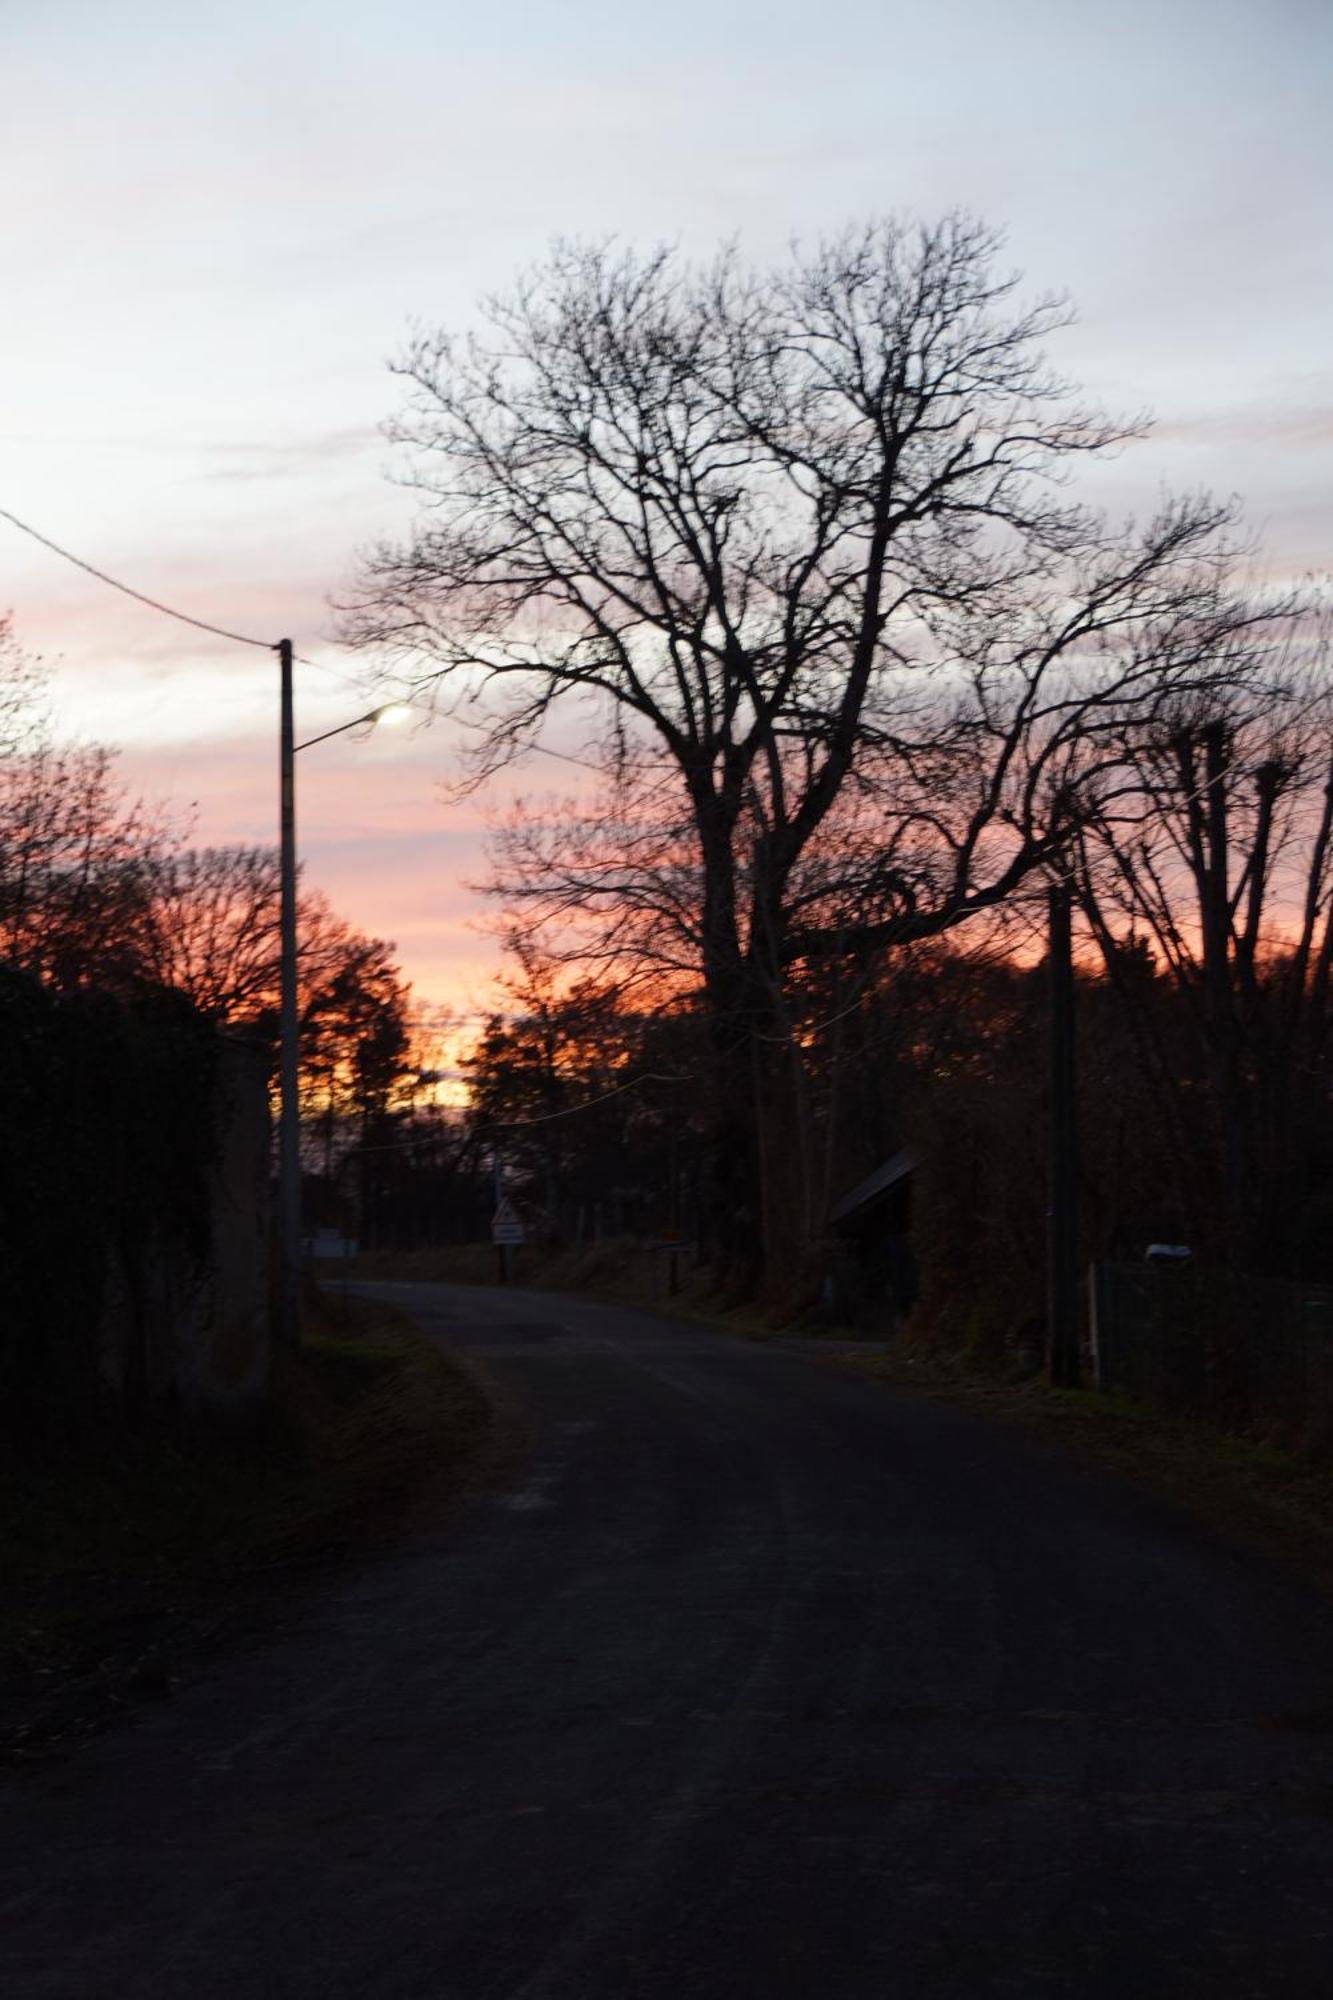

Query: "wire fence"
<box><xmin>1090</xmin><ymin>1259</ymin><xmax>1333</xmax><ymax>1443</ymax></box>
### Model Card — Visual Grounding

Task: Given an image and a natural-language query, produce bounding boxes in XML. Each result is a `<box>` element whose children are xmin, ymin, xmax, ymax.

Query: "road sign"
<box><xmin>491</xmin><ymin>1197</ymin><xmax>525</xmax><ymax>1247</ymax></box>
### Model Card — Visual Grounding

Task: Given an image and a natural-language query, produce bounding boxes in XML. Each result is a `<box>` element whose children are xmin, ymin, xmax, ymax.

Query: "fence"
<box><xmin>1089</xmin><ymin>1259</ymin><xmax>1333</xmax><ymax>1443</ymax></box>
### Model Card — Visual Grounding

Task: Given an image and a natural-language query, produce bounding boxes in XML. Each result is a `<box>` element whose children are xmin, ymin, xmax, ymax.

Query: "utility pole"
<box><xmin>1047</xmin><ymin>878</ymin><xmax>1080</xmax><ymax>1386</ymax></box>
<box><xmin>277</xmin><ymin>638</ymin><xmax>302</xmax><ymax>1345</ymax></box>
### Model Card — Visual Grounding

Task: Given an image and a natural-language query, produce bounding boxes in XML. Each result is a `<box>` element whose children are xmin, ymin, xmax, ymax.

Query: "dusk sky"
<box><xmin>4</xmin><ymin>0</ymin><xmax>1330</xmax><ymax>1019</ymax></box>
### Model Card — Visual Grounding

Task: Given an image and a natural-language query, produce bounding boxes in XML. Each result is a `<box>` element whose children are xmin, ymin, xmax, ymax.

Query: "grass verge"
<box><xmin>0</xmin><ymin>1286</ymin><xmax>498</xmax><ymax>1764</ymax></box>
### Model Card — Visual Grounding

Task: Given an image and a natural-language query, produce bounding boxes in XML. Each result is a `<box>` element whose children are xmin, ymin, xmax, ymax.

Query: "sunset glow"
<box><xmin>4</xmin><ymin>0</ymin><xmax>1330</xmax><ymax>1015</ymax></box>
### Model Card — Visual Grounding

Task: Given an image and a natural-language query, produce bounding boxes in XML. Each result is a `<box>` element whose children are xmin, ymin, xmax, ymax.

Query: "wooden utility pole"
<box><xmin>1047</xmin><ymin>878</ymin><xmax>1080</xmax><ymax>1387</ymax></box>
<box><xmin>277</xmin><ymin>637</ymin><xmax>302</xmax><ymax>1345</ymax></box>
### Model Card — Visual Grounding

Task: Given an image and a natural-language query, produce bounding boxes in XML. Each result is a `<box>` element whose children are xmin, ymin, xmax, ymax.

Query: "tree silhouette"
<box><xmin>347</xmin><ymin>218</ymin><xmax>1282</xmax><ymax>1285</ymax></box>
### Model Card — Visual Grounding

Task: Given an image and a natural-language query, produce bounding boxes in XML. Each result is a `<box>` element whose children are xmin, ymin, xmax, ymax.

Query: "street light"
<box><xmin>294</xmin><ymin>699</ymin><xmax>411</xmax><ymax>754</ymax></box>
<box><xmin>276</xmin><ymin>640</ymin><xmax>412</xmax><ymax>1345</ymax></box>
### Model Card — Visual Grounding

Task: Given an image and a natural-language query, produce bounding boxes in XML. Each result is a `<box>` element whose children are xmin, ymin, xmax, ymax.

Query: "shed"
<box><xmin>826</xmin><ymin>1147</ymin><xmax>918</xmax><ymax>1324</ymax></box>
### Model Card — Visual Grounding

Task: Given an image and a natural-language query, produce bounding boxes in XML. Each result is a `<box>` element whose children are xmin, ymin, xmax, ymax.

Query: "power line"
<box><xmin>4</xmin><ymin>504</ymin><xmax>1256</xmax><ymax>1058</ymax></box>
<box><xmin>0</xmin><ymin>502</ymin><xmax>424</xmax><ymax>723</ymax></box>
<box><xmin>0</xmin><ymin>504</ymin><xmax>276</xmax><ymax>651</ymax></box>
<box><xmin>339</xmin><ymin>1069</ymin><xmax>696</xmax><ymax>1151</ymax></box>
<box><xmin>399</xmin><ymin>678</ymin><xmax>608</xmax><ymax>775</ymax></box>
<box><xmin>491</xmin><ymin>1069</ymin><xmax>693</xmax><ymax>1126</ymax></box>
<box><xmin>0</xmin><ymin>501</ymin><xmax>625</xmax><ymax>773</ymax></box>
<box><xmin>0</xmin><ymin>505</ymin><xmax>665</xmax><ymax>776</ymax></box>
<box><xmin>298</xmin><ymin>656</ymin><xmax>618</xmax><ymax>770</ymax></box>
<box><xmin>295</xmin><ymin>651</ymin><xmax>371</xmax><ymax>694</ymax></box>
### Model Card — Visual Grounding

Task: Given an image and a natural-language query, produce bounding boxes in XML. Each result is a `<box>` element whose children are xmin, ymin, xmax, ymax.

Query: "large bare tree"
<box><xmin>346</xmin><ymin>217</ymin><xmax>1277</xmax><ymax>1285</ymax></box>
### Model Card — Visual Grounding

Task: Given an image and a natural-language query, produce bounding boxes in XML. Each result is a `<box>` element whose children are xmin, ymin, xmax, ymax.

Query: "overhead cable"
<box><xmin>0</xmin><ymin>504</ymin><xmax>276</xmax><ymax>651</ymax></box>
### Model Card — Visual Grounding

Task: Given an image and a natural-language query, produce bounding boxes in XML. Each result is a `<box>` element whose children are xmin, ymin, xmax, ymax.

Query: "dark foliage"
<box><xmin>0</xmin><ymin>964</ymin><xmax>220</xmax><ymax>1439</ymax></box>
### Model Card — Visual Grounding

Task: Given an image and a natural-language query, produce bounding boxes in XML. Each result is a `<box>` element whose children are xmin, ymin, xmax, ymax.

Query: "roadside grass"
<box><xmin>830</xmin><ymin>1345</ymin><xmax>1333</xmax><ymax>1600</ymax></box>
<box><xmin>0</xmin><ymin>1287</ymin><xmax>496</xmax><ymax>1757</ymax></box>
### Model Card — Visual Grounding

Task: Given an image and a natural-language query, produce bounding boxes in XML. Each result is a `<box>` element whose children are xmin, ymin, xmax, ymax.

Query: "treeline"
<box><xmin>444</xmin><ymin>646</ymin><xmax>1333</xmax><ymax>1360</ymax></box>
<box><xmin>451</xmin><ymin>829</ymin><xmax>1333</xmax><ymax>1350</ymax></box>
<box><xmin>442</xmin><ymin>670</ymin><xmax>1333</xmax><ymax>1352</ymax></box>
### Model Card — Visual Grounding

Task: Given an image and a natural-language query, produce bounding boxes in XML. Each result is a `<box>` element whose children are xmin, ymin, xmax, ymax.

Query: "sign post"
<box><xmin>491</xmin><ymin>1195</ymin><xmax>525</xmax><ymax>1283</ymax></box>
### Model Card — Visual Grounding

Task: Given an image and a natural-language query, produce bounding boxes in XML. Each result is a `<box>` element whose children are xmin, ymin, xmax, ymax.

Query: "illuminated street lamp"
<box><xmin>294</xmin><ymin>699</ymin><xmax>411</xmax><ymax>754</ymax></box>
<box><xmin>276</xmin><ymin>640</ymin><xmax>411</xmax><ymax>1345</ymax></box>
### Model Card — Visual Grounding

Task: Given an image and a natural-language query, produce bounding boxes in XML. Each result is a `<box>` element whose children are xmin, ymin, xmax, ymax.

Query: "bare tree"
<box><xmin>1073</xmin><ymin>628</ymin><xmax>1333</xmax><ymax>1270</ymax></box>
<box><xmin>0</xmin><ymin>618</ymin><xmax>168</xmax><ymax>986</ymax></box>
<box><xmin>133</xmin><ymin>844</ymin><xmax>284</xmax><ymax>1019</ymax></box>
<box><xmin>346</xmin><ymin>217</ymin><xmax>1278</xmax><ymax>1286</ymax></box>
<box><xmin>134</xmin><ymin>843</ymin><xmax>414</xmax><ymax>1122</ymax></box>
<box><xmin>0</xmin><ymin>616</ymin><xmax>45</xmax><ymax>758</ymax></box>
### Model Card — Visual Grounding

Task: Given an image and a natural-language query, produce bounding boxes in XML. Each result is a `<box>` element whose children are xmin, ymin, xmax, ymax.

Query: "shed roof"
<box><xmin>828</xmin><ymin>1147</ymin><xmax>916</xmax><ymax>1226</ymax></box>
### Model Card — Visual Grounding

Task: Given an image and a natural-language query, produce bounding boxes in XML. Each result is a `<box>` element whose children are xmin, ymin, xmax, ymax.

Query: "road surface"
<box><xmin>4</xmin><ymin>1280</ymin><xmax>1333</xmax><ymax>1997</ymax></box>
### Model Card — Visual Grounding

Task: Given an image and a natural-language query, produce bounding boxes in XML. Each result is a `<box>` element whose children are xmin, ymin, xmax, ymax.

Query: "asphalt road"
<box><xmin>5</xmin><ymin>1281</ymin><xmax>1333</xmax><ymax>1998</ymax></box>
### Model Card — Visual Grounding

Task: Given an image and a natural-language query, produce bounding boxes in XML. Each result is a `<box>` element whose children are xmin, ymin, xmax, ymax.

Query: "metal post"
<box><xmin>1047</xmin><ymin>879</ymin><xmax>1080</xmax><ymax>1386</ymax></box>
<box><xmin>277</xmin><ymin>638</ymin><xmax>302</xmax><ymax>1345</ymax></box>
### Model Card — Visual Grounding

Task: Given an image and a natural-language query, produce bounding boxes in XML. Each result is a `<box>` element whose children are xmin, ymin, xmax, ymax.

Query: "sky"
<box><xmin>2</xmin><ymin>0</ymin><xmax>1330</xmax><ymax>1019</ymax></box>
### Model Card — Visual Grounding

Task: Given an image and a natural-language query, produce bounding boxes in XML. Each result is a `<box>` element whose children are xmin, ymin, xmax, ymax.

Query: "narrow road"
<box><xmin>5</xmin><ymin>1282</ymin><xmax>1333</xmax><ymax>1997</ymax></box>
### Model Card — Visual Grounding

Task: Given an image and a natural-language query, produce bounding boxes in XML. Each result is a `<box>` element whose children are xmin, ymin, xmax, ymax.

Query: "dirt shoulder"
<box><xmin>0</xmin><ymin>1288</ymin><xmax>504</xmax><ymax>1767</ymax></box>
